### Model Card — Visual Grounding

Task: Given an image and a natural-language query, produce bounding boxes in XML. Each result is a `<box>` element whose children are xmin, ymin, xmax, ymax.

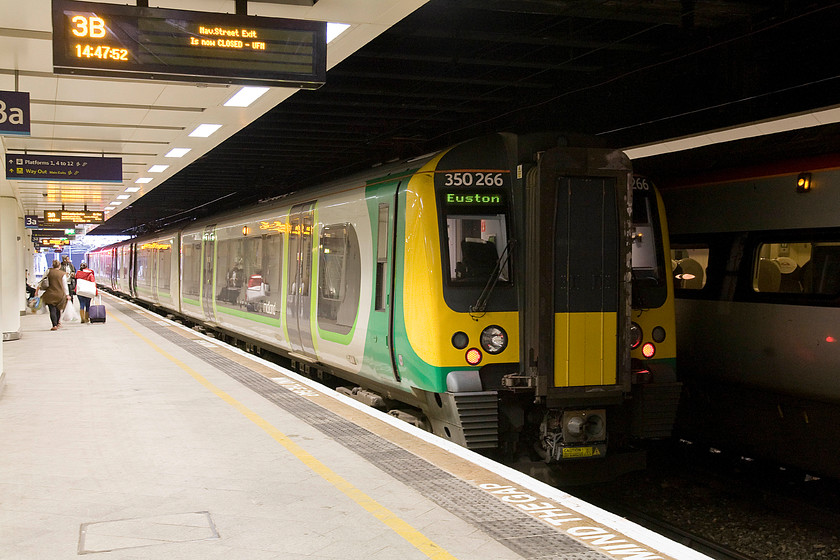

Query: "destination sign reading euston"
<box><xmin>51</xmin><ymin>0</ymin><xmax>327</xmax><ymax>88</ymax></box>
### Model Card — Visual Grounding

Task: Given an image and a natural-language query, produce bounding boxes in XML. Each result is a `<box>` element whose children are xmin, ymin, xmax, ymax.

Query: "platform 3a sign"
<box><xmin>0</xmin><ymin>91</ymin><xmax>30</xmax><ymax>136</ymax></box>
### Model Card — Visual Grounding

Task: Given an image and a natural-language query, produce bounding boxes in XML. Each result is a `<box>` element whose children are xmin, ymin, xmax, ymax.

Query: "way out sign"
<box><xmin>0</xmin><ymin>91</ymin><xmax>30</xmax><ymax>135</ymax></box>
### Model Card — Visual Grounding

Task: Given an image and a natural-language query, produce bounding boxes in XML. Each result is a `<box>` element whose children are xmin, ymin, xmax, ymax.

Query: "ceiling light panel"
<box><xmin>189</xmin><ymin>124</ymin><xmax>222</xmax><ymax>137</ymax></box>
<box><xmin>224</xmin><ymin>87</ymin><xmax>269</xmax><ymax>107</ymax></box>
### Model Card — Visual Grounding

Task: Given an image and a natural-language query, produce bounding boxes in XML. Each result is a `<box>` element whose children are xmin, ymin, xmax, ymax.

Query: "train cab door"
<box><xmin>129</xmin><ymin>243</ymin><xmax>137</xmax><ymax>298</ymax></box>
<box><xmin>202</xmin><ymin>225</ymin><xmax>217</xmax><ymax>323</ymax></box>
<box><xmin>286</xmin><ymin>203</ymin><xmax>316</xmax><ymax>356</ymax></box>
<box><xmin>524</xmin><ymin>147</ymin><xmax>632</xmax><ymax>401</ymax></box>
<box><xmin>110</xmin><ymin>248</ymin><xmax>118</xmax><ymax>291</ymax></box>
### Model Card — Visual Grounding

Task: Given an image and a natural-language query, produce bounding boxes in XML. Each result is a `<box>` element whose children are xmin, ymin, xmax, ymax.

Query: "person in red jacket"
<box><xmin>74</xmin><ymin>262</ymin><xmax>97</xmax><ymax>324</ymax></box>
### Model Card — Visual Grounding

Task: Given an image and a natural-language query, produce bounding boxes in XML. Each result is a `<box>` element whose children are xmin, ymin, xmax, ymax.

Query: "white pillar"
<box><xmin>17</xmin><ymin>212</ymin><xmax>27</xmax><ymax>314</ymax></box>
<box><xmin>1</xmin><ymin>175</ymin><xmax>23</xmax><ymax>343</ymax></box>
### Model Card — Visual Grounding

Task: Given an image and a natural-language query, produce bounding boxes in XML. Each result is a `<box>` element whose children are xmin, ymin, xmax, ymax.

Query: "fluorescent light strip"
<box><xmin>135</xmin><ymin>177</ymin><xmax>152</xmax><ymax>184</ymax></box>
<box><xmin>148</xmin><ymin>164</ymin><xmax>169</xmax><ymax>173</ymax></box>
<box><xmin>117</xmin><ymin>195</ymin><xmax>130</xmax><ymax>200</ymax></box>
<box><xmin>165</xmin><ymin>148</ymin><xmax>191</xmax><ymax>158</ymax></box>
<box><xmin>327</xmin><ymin>23</ymin><xmax>350</xmax><ymax>43</ymax></box>
<box><xmin>124</xmin><ymin>187</ymin><xmax>140</xmax><ymax>193</ymax></box>
<box><xmin>189</xmin><ymin>123</ymin><xmax>222</xmax><ymax>137</ymax></box>
<box><xmin>224</xmin><ymin>86</ymin><xmax>269</xmax><ymax>108</ymax></box>
<box><xmin>623</xmin><ymin>106</ymin><xmax>840</xmax><ymax>159</ymax></box>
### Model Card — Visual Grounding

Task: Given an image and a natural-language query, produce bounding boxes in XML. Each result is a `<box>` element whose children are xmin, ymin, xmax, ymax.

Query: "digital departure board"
<box><xmin>44</xmin><ymin>209</ymin><xmax>104</xmax><ymax>225</ymax></box>
<box><xmin>52</xmin><ymin>0</ymin><xmax>327</xmax><ymax>88</ymax></box>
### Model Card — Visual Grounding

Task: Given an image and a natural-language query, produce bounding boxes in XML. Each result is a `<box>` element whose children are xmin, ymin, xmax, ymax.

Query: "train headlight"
<box><xmin>630</xmin><ymin>322</ymin><xmax>642</xmax><ymax>349</ymax></box>
<box><xmin>642</xmin><ymin>342</ymin><xmax>656</xmax><ymax>359</ymax></box>
<box><xmin>465</xmin><ymin>348</ymin><xmax>483</xmax><ymax>365</ymax></box>
<box><xmin>451</xmin><ymin>331</ymin><xmax>469</xmax><ymax>349</ymax></box>
<box><xmin>652</xmin><ymin>326</ymin><xmax>666</xmax><ymax>343</ymax></box>
<box><xmin>480</xmin><ymin>325</ymin><xmax>507</xmax><ymax>354</ymax></box>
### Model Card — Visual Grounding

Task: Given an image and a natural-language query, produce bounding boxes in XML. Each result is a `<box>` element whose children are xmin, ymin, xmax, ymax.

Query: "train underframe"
<box><xmin>124</xmin><ymin>292</ymin><xmax>681</xmax><ymax>467</ymax></box>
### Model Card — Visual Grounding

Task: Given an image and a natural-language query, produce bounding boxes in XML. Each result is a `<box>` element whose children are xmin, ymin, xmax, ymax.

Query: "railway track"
<box><xmin>593</xmin><ymin>500</ymin><xmax>759</xmax><ymax>560</ymax></box>
<box><xmin>563</xmin><ymin>441</ymin><xmax>840</xmax><ymax>560</ymax></box>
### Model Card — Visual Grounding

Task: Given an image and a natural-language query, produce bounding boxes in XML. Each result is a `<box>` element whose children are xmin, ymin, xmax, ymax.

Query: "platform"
<box><xmin>0</xmin><ymin>294</ymin><xmax>711</xmax><ymax>560</ymax></box>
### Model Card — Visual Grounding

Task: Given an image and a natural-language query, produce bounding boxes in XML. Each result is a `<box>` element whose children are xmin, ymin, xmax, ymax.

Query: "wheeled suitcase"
<box><xmin>89</xmin><ymin>296</ymin><xmax>106</xmax><ymax>323</ymax></box>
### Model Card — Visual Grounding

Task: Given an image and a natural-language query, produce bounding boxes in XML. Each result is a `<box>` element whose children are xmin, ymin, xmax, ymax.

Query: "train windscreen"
<box><xmin>442</xmin><ymin>190</ymin><xmax>510</xmax><ymax>285</ymax></box>
<box><xmin>631</xmin><ymin>188</ymin><xmax>667</xmax><ymax>308</ymax></box>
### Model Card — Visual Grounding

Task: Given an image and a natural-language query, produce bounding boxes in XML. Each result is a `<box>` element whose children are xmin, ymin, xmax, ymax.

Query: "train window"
<box><xmin>444</xmin><ymin>214</ymin><xmax>510</xmax><ymax>284</ymax></box>
<box><xmin>317</xmin><ymin>223</ymin><xmax>361</xmax><ymax>335</ymax></box>
<box><xmin>441</xmin><ymin>189</ymin><xmax>510</xmax><ymax>285</ymax></box>
<box><xmin>632</xmin><ymin>193</ymin><xmax>667</xmax><ymax>307</ymax></box>
<box><xmin>753</xmin><ymin>242</ymin><xmax>840</xmax><ymax>295</ymax></box>
<box><xmin>157</xmin><ymin>239</ymin><xmax>172</xmax><ymax>296</ymax></box>
<box><xmin>211</xmin><ymin>221</ymin><xmax>282</xmax><ymax>316</ymax></box>
<box><xmin>182</xmin><ymin>232</ymin><xmax>202</xmax><ymax>300</ymax></box>
<box><xmin>671</xmin><ymin>247</ymin><xmax>709</xmax><ymax>290</ymax></box>
<box><xmin>215</xmin><ymin>226</ymin><xmax>246</xmax><ymax>305</ymax></box>
<box><xmin>253</xmin><ymin>231</ymin><xmax>282</xmax><ymax>315</ymax></box>
<box><xmin>135</xmin><ymin>245</ymin><xmax>151</xmax><ymax>294</ymax></box>
<box><xmin>375</xmin><ymin>204</ymin><xmax>389</xmax><ymax>311</ymax></box>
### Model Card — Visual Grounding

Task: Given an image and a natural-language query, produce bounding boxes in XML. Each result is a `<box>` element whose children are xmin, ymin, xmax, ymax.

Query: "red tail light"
<box><xmin>465</xmin><ymin>348</ymin><xmax>483</xmax><ymax>365</ymax></box>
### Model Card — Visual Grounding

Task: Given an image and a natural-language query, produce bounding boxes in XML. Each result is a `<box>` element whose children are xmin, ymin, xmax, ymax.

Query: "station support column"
<box><xmin>1</xmin><ymin>169</ymin><xmax>25</xmax><ymax>390</ymax></box>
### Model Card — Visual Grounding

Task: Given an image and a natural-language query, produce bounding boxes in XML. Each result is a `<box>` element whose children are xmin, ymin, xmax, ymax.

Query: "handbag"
<box><xmin>76</xmin><ymin>277</ymin><xmax>97</xmax><ymax>298</ymax></box>
<box><xmin>27</xmin><ymin>296</ymin><xmax>43</xmax><ymax>312</ymax></box>
<box><xmin>38</xmin><ymin>275</ymin><xmax>49</xmax><ymax>290</ymax></box>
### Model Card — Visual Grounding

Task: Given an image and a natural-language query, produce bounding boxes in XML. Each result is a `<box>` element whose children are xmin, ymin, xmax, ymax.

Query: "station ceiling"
<box><xmin>3</xmin><ymin>1</ymin><xmax>840</xmax><ymax>236</ymax></box>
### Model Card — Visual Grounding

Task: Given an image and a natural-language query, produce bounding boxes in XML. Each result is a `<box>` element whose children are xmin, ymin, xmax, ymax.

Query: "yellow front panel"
<box><xmin>402</xmin><ymin>155</ymin><xmax>520</xmax><ymax>368</ymax></box>
<box><xmin>554</xmin><ymin>312</ymin><xmax>617</xmax><ymax>387</ymax></box>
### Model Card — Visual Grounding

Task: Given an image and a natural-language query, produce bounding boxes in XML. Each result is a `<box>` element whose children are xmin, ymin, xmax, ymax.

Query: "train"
<box><xmin>662</xmin><ymin>157</ymin><xmax>840</xmax><ymax>478</ymax></box>
<box><xmin>88</xmin><ymin>132</ymin><xmax>679</xmax><ymax>463</ymax></box>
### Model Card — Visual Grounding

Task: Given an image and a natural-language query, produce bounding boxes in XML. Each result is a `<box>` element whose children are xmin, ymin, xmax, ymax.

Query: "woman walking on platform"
<box><xmin>39</xmin><ymin>260</ymin><xmax>70</xmax><ymax>331</ymax></box>
<box><xmin>74</xmin><ymin>262</ymin><xmax>97</xmax><ymax>324</ymax></box>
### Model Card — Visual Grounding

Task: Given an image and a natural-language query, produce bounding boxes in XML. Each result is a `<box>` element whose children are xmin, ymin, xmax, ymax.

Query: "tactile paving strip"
<box><xmin>123</xmin><ymin>306</ymin><xmax>609</xmax><ymax>560</ymax></box>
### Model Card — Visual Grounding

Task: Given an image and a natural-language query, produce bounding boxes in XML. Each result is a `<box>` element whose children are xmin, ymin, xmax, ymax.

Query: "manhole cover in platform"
<box><xmin>79</xmin><ymin>511</ymin><xmax>219</xmax><ymax>554</ymax></box>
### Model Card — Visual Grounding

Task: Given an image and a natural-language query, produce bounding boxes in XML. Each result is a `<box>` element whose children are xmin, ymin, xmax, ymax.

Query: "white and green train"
<box><xmin>89</xmin><ymin>132</ymin><xmax>679</xmax><ymax>461</ymax></box>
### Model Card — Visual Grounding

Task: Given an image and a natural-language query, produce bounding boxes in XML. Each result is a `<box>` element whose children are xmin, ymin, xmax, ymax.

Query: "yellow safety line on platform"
<box><xmin>112</xmin><ymin>312</ymin><xmax>458</xmax><ymax>560</ymax></box>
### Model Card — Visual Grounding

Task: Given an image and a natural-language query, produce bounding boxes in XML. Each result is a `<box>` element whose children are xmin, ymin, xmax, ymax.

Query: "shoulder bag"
<box><xmin>76</xmin><ymin>277</ymin><xmax>97</xmax><ymax>298</ymax></box>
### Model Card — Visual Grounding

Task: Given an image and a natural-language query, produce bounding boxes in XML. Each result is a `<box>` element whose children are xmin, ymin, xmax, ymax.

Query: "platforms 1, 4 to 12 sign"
<box><xmin>6</xmin><ymin>154</ymin><xmax>122</xmax><ymax>182</ymax></box>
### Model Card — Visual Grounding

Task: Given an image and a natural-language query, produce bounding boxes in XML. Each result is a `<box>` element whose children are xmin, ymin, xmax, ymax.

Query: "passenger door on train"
<box><xmin>554</xmin><ymin>175</ymin><xmax>621</xmax><ymax>386</ymax></box>
<box><xmin>286</xmin><ymin>203</ymin><xmax>316</xmax><ymax>356</ymax></box>
<box><xmin>129</xmin><ymin>243</ymin><xmax>137</xmax><ymax>298</ymax></box>
<box><xmin>523</xmin><ymin>148</ymin><xmax>630</xmax><ymax>391</ymax></box>
<box><xmin>202</xmin><ymin>225</ymin><xmax>217</xmax><ymax>322</ymax></box>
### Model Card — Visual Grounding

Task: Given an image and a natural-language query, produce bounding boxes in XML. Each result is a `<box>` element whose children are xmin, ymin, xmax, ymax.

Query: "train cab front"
<box><xmin>396</xmin><ymin>134</ymin><xmax>669</xmax><ymax>462</ymax></box>
<box><xmin>519</xmin><ymin>144</ymin><xmax>634</xmax><ymax>463</ymax></box>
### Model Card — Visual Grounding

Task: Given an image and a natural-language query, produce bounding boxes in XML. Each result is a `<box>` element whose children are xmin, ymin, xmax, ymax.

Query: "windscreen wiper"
<box><xmin>470</xmin><ymin>239</ymin><xmax>514</xmax><ymax>319</ymax></box>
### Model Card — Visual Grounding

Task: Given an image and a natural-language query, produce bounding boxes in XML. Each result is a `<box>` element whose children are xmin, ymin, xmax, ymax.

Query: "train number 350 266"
<box><xmin>443</xmin><ymin>172</ymin><xmax>506</xmax><ymax>187</ymax></box>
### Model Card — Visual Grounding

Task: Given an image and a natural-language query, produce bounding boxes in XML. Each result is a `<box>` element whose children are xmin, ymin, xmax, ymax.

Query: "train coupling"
<box><xmin>539</xmin><ymin>409</ymin><xmax>607</xmax><ymax>462</ymax></box>
<box><xmin>501</xmin><ymin>373</ymin><xmax>537</xmax><ymax>390</ymax></box>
